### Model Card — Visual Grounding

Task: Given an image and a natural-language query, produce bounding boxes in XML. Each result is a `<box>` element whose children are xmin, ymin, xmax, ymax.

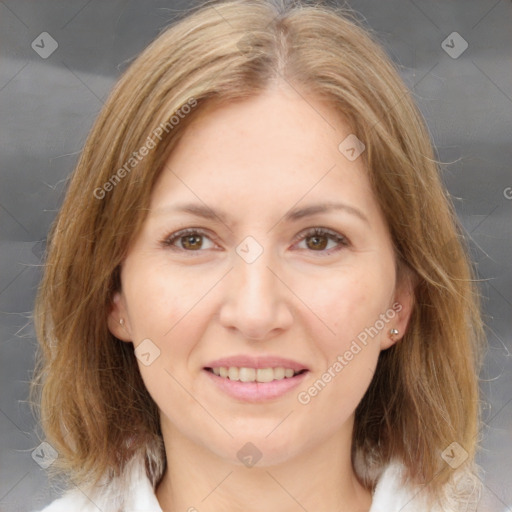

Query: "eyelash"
<box><xmin>161</xmin><ymin>227</ymin><xmax>349</xmax><ymax>255</ymax></box>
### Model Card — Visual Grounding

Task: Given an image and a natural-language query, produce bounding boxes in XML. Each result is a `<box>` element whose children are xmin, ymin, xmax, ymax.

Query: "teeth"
<box><xmin>239</xmin><ymin>367</ymin><xmax>256</xmax><ymax>382</ymax></box>
<box><xmin>210</xmin><ymin>366</ymin><xmax>302</xmax><ymax>382</ymax></box>
<box><xmin>256</xmin><ymin>368</ymin><xmax>274</xmax><ymax>383</ymax></box>
<box><xmin>274</xmin><ymin>367</ymin><xmax>285</xmax><ymax>379</ymax></box>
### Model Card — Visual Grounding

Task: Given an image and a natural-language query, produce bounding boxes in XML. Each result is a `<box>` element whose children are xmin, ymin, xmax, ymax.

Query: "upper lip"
<box><xmin>204</xmin><ymin>355</ymin><xmax>309</xmax><ymax>372</ymax></box>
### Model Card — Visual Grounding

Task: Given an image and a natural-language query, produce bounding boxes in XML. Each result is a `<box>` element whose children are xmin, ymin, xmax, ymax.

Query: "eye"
<box><xmin>161</xmin><ymin>227</ymin><xmax>348</xmax><ymax>254</ymax></box>
<box><xmin>161</xmin><ymin>228</ymin><xmax>216</xmax><ymax>251</ymax></box>
<box><xmin>293</xmin><ymin>227</ymin><xmax>349</xmax><ymax>253</ymax></box>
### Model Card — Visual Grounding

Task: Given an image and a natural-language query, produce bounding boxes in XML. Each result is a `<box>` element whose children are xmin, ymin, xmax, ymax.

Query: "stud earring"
<box><xmin>389</xmin><ymin>328</ymin><xmax>399</xmax><ymax>337</ymax></box>
<box><xmin>119</xmin><ymin>318</ymin><xmax>125</xmax><ymax>326</ymax></box>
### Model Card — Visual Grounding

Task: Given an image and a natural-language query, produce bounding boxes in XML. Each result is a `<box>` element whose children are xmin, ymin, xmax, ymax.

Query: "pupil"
<box><xmin>308</xmin><ymin>235</ymin><xmax>327</xmax><ymax>250</ymax></box>
<box><xmin>183</xmin><ymin>235</ymin><xmax>202</xmax><ymax>249</ymax></box>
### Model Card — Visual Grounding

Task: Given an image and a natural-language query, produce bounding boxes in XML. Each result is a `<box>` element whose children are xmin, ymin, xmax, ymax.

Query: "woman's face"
<box><xmin>109</xmin><ymin>83</ymin><xmax>412</xmax><ymax>466</ymax></box>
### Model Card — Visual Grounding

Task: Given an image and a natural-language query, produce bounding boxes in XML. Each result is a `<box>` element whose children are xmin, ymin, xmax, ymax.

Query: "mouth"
<box><xmin>202</xmin><ymin>356</ymin><xmax>310</xmax><ymax>402</ymax></box>
<box><xmin>204</xmin><ymin>366</ymin><xmax>308</xmax><ymax>383</ymax></box>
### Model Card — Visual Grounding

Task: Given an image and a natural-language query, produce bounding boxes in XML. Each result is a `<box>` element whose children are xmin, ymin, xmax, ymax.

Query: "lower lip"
<box><xmin>203</xmin><ymin>369</ymin><xmax>309</xmax><ymax>402</ymax></box>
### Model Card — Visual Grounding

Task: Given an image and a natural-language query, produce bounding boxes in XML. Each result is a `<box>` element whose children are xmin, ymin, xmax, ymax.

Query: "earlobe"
<box><xmin>107</xmin><ymin>291</ymin><xmax>132</xmax><ymax>342</ymax></box>
<box><xmin>381</xmin><ymin>274</ymin><xmax>415</xmax><ymax>350</ymax></box>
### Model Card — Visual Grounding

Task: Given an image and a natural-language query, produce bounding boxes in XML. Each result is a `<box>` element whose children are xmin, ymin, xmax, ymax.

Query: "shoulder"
<box><xmin>35</xmin><ymin>489</ymin><xmax>100</xmax><ymax>512</ymax></box>
<box><xmin>34</xmin><ymin>455</ymin><xmax>162</xmax><ymax>512</ymax></box>
<box><xmin>370</xmin><ymin>461</ymin><xmax>481</xmax><ymax>512</ymax></box>
<box><xmin>35</xmin><ymin>457</ymin><xmax>480</xmax><ymax>512</ymax></box>
<box><xmin>369</xmin><ymin>461</ymin><xmax>429</xmax><ymax>512</ymax></box>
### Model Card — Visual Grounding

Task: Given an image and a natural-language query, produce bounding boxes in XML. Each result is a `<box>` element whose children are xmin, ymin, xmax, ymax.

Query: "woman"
<box><xmin>33</xmin><ymin>0</ymin><xmax>484</xmax><ymax>510</ymax></box>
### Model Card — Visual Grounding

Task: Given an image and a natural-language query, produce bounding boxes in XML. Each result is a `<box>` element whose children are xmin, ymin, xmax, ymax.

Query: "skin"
<box><xmin>108</xmin><ymin>81</ymin><xmax>414</xmax><ymax>512</ymax></box>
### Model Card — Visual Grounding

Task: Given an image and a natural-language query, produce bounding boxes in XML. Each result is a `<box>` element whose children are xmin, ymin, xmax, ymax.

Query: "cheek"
<box><xmin>123</xmin><ymin>259</ymin><xmax>207</xmax><ymax>339</ymax></box>
<box><xmin>119</xmin><ymin>264</ymin><xmax>208</xmax><ymax>406</ymax></box>
<box><xmin>124</xmin><ymin>264</ymin><xmax>212</xmax><ymax>416</ymax></box>
<box><xmin>303</xmin><ymin>264</ymin><xmax>394</xmax><ymax>352</ymax></box>
<box><xmin>297</xmin><ymin>271</ymin><xmax>388</xmax><ymax>422</ymax></box>
<box><xmin>295</xmin><ymin>262</ymin><xmax>394</xmax><ymax>423</ymax></box>
<box><xmin>123</xmin><ymin>259</ymin><xmax>227</xmax><ymax>385</ymax></box>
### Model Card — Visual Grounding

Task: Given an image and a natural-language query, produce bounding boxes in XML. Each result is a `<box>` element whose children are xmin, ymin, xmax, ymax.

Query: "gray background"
<box><xmin>0</xmin><ymin>1</ymin><xmax>511</xmax><ymax>510</ymax></box>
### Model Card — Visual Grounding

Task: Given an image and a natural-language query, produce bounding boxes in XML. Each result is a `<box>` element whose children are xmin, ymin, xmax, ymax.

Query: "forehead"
<box><xmin>149</xmin><ymin>85</ymin><xmax>377</xmax><ymax>222</ymax></box>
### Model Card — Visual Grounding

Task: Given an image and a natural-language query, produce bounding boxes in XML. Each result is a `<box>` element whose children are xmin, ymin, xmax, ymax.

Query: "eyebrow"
<box><xmin>152</xmin><ymin>201</ymin><xmax>369</xmax><ymax>226</ymax></box>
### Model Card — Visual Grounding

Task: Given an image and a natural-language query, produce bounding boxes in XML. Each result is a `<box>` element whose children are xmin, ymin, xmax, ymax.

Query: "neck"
<box><xmin>156</xmin><ymin>420</ymin><xmax>373</xmax><ymax>512</ymax></box>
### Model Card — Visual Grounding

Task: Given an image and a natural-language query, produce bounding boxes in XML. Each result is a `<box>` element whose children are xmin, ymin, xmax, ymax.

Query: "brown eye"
<box><xmin>181</xmin><ymin>234</ymin><xmax>203</xmax><ymax>250</ymax></box>
<box><xmin>295</xmin><ymin>227</ymin><xmax>348</xmax><ymax>253</ymax></box>
<box><xmin>305</xmin><ymin>234</ymin><xmax>328</xmax><ymax>250</ymax></box>
<box><xmin>162</xmin><ymin>229</ymin><xmax>216</xmax><ymax>251</ymax></box>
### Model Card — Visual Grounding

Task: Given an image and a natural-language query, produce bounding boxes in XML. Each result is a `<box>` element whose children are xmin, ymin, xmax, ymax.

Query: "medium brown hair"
<box><xmin>32</xmin><ymin>0</ymin><xmax>484</xmax><ymax>506</ymax></box>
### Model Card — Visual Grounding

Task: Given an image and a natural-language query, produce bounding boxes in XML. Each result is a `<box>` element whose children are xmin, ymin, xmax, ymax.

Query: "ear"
<box><xmin>107</xmin><ymin>291</ymin><xmax>133</xmax><ymax>342</ymax></box>
<box><xmin>380</xmin><ymin>269</ymin><xmax>415</xmax><ymax>351</ymax></box>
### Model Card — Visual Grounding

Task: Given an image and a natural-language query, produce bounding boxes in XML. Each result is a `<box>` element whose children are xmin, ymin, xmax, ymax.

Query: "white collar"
<box><xmin>38</xmin><ymin>455</ymin><xmax>442</xmax><ymax>511</ymax></box>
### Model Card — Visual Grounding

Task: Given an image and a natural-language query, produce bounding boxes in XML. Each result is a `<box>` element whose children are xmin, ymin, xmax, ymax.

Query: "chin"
<box><xmin>210</xmin><ymin>430</ymin><xmax>308</xmax><ymax>469</ymax></box>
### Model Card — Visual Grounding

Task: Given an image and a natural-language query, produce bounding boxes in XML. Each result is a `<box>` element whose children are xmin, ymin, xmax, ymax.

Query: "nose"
<box><xmin>218</xmin><ymin>247</ymin><xmax>294</xmax><ymax>341</ymax></box>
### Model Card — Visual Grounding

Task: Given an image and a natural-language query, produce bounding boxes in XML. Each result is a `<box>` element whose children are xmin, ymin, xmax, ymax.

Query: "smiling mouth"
<box><xmin>204</xmin><ymin>366</ymin><xmax>308</xmax><ymax>383</ymax></box>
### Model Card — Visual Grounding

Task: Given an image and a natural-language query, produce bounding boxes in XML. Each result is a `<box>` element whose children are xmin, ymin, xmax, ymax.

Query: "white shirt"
<box><xmin>35</xmin><ymin>455</ymin><xmax>464</xmax><ymax>512</ymax></box>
